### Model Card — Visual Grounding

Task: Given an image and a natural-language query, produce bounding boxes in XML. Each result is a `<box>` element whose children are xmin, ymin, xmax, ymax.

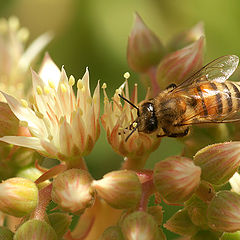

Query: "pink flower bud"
<box><xmin>121</xmin><ymin>211</ymin><xmax>163</xmax><ymax>240</ymax></box>
<box><xmin>92</xmin><ymin>170</ymin><xmax>141</xmax><ymax>209</ymax></box>
<box><xmin>51</xmin><ymin>169</ymin><xmax>95</xmax><ymax>214</ymax></box>
<box><xmin>194</xmin><ymin>142</ymin><xmax>240</xmax><ymax>185</ymax></box>
<box><xmin>14</xmin><ymin>219</ymin><xmax>57</xmax><ymax>240</ymax></box>
<box><xmin>100</xmin><ymin>226</ymin><xmax>124</xmax><ymax>240</ymax></box>
<box><xmin>0</xmin><ymin>177</ymin><xmax>38</xmax><ymax>217</ymax></box>
<box><xmin>127</xmin><ymin>13</ymin><xmax>165</xmax><ymax>73</ymax></box>
<box><xmin>164</xmin><ymin>209</ymin><xmax>198</xmax><ymax>236</ymax></box>
<box><xmin>208</xmin><ymin>191</ymin><xmax>240</xmax><ymax>232</ymax></box>
<box><xmin>153</xmin><ymin>156</ymin><xmax>201</xmax><ymax>204</ymax></box>
<box><xmin>157</xmin><ymin>37</ymin><xmax>204</xmax><ymax>89</ymax></box>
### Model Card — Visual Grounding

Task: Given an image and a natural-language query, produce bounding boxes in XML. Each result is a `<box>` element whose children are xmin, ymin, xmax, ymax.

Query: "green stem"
<box><xmin>121</xmin><ymin>155</ymin><xmax>150</xmax><ymax>170</ymax></box>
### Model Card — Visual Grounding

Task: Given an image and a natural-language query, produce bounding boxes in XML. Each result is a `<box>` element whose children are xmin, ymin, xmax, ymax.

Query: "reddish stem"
<box><xmin>31</xmin><ymin>183</ymin><xmax>52</xmax><ymax>221</ymax></box>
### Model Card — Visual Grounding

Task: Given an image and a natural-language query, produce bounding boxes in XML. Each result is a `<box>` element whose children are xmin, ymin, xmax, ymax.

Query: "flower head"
<box><xmin>0</xmin><ymin>16</ymin><xmax>52</xmax><ymax>100</ymax></box>
<box><xmin>0</xmin><ymin>55</ymin><xmax>100</xmax><ymax>162</ymax></box>
<box><xmin>101</xmin><ymin>74</ymin><xmax>161</xmax><ymax>169</ymax></box>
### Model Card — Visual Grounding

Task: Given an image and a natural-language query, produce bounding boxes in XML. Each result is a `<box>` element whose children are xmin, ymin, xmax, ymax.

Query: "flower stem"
<box><xmin>121</xmin><ymin>155</ymin><xmax>149</xmax><ymax>170</ymax></box>
<box><xmin>66</xmin><ymin>156</ymin><xmax>88</xmax><ymax>171</ymax></box>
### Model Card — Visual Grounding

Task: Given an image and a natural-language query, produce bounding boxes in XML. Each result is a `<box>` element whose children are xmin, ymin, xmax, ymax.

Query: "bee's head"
<box><xmin>118</xmin><ymin>94</ymin><xmax>158</xmax><ymax>141</ymax></box>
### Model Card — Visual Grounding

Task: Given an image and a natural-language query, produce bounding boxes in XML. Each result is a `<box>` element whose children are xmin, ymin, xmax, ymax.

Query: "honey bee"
<box><xmin>119</xmin><ymin>55</ymin><xmax>240</xmax><ymax>141</ymax></box>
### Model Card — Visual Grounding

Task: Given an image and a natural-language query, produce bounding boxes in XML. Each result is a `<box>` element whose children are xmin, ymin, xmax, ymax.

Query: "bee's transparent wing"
<box><xmin>174</xmin><ymin>55</ymin><xmax>239</xmax><ymax>93</ymax></box>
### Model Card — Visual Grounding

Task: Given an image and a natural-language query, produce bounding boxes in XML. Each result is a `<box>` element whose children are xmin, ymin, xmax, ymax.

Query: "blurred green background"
<box><xmin>1</xmin><ymin>0</ymin><xmax>240</xmax><ymax>238</ymax></box>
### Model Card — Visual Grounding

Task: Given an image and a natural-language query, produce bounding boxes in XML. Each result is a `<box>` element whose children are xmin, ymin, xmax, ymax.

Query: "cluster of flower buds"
<box><xmin>1</xmin><ymin>13</ymin><xmax>240</xmax><ymax>240</ymax></box>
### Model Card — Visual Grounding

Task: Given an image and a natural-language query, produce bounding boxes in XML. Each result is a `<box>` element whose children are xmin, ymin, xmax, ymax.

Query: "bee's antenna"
<box><xmin>125</xmin><ymin>124</ymin><xmax>138</xmax><ymax>142</ymax></box>
<box><xmin>118</xmin><ymin>94</ymin><xmax>140</xmax><ymax>117</ymax></box>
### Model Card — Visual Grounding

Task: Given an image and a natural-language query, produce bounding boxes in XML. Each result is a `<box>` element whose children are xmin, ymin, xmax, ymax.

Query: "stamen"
<box><xmin>36</xmin><ymin>85</ymin><xmax>43</xmax><ymax>95</ymax></box>
<box><xmin>8</xmin><ymin>16</ymin><xmax>19</xmax><ymax>31</ymax></box>
<box><xmin>48</xmin><ymin>80</ymin><xmax>55</xmax><ymax>89</ymax></box>
<box><xmin>60</xmin><ymin>83</ymin><xmax>67</xmax><ymax>93</ymax></box>
<box><xmin>102</xmin><ymin>83</ymin><xmax>107</xmax><ymax>89</ymax></box>
<box><xmin>0</xmin><ymin>18</ymin><xmax>8</xmax><ymax>33</ymax></box>
<box><xmin>19</xmin><ymin>120</ymin><xmax>28</xmax><ymax>127</ymax></box>
<box><xmin>124</xmin><ymin>72</ymin><xmax>130</xmax><ymax>80</ymax></box>
<box><xmin>28</xmin><ymin>95</ymin><xmax>35</xmax><ymax>105</ymax></box>
<box><xmin>20</xmin><ymin>99</ymin><xmax>28</xmax><ymax>108</ymax></box>
<box><xmin>17</xmin><ymin>27</ymin><xmax>29</xmax><ymax>42</ymax></box>
<box><xmin>69</xmin><ymin>75</ymin><xmax>75</xmax><ymax>86</ymax></box>
<box><xmin>48</xmin><ymin>135</ymin><xmax>53</xmax><ymax>141</ymax></box>
<box><xmin>87</xmin><ymin>97</ymin><xmax>92</xmax><ymax>104</ymax></box>
<box><xmin>77</xmin><ymin>79</ymin><xmax>83</xmax><ymax>89</ymax></box>
<box><xmin>132</xmin><ymin>122</ymin><xmax>138</xmax><ymax>128</ymax></box>
<box><xmin>35</xmin><ymin>111</ymin><xmax>44</xmax><ymax>119</ymax></box>
<box><xmin>44</xmin><ymin>86</ymin><xmax>50</xmax><ymax>94</ymax></box>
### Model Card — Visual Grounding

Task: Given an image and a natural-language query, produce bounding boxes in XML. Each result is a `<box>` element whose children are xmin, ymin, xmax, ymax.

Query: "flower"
<box><xmin>101</xmin><ymin>74</ymin><xmax>161</xmax><ymax>170</ymax></box>
<box><xmin>0</xmin><ymin>16</ymin><xmax>52</xmax><ymax>100</ymax></box>
<box><xmin>0</xmin><ymin>55</ymin><xmax>100</xmax><ymax>164</ymax></box>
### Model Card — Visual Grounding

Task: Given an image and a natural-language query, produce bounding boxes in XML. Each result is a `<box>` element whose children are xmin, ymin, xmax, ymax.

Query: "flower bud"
<box><xmin>167</xmin><ymin>22</ymin><xmax>204</xmax><ymax>52</ymax></box>
<box><xmin>121</xmin><ymin>211</ymin><xmax>162</xmax><ymax>240</ymax></box>
<box><xmin>164</xmin><ymin>209</ymin><xmax>198</xmax><ymax>236</ymax></box>
<box><xmin>48</xmin><ymin>212</ymin><xmax>72</xmax><ymax>239</ymax></box>
<box><xmin>221</xmin><ymin>231</ymin><xmax>240</xmax><ymax>240</ymax></box>
<box><xmin>191</xmin><ymin>230</ymin><xmax>222</xmax><ymax>240</ymax></box>
<box><xmin>153</xmin><ymin>156</ymin><xmax>201</xmax><ymax>204</ymax></box>
<box><xmin>0</xmin><ymin>177</ymin><xmax>38</xmax><ymax>217</ymax></box>
<box><xmin>14</xmin><ymin>219</ymin><xmax>57</xmax><ymax>240</ymax></box>
<box><xmin>17</xmin><ymin>166</ymin><xmax>50</xmax><ymax>189</ymax></box>
<box><xmin>100</xmin><ymin>226</ymin><xmax>124</xmax><ymax>240</ymax></box>
<box><xmin>208</xmin><ymin>191</ymin><xmax>240</xmax><ymax>232</ymax></box>
<box><xmin>51</xmin><ymin>169</ymin><xmax>94</xmax><ymax>214</ymax></box>
<box><xmin>92</xmin><ymin>170</ymin><xmax>141</xmax><ymax>209</ymax></box>
<box><xmin>195</xmin><ymin>180</ymin><xmax>215</xmax><ymax>203</ymax></box>
<box><xmin>127</xmin><ymin>13</ymin><xmax>165</xmax><ymax>73</ymax></box>
<box><xmin>157</xmin><ymin>36</ymin><xmax>204</xmax><ymax>89</ymax></box>
<box><xmin>0</xmin><ymin>226</ymin><xmax>14</xmax><ymax>240</ymax></box>
<box><xmin>194</xmin><ymin>142</ymin><xmax>240</xmax><ymax>185</ymax></box>
<box><xmin>0</xmin><ymin>102</ymin><xmax>19</xmax><ymax>137</ymax></box>
<box><xmin>185</xmin><ymin>195</ymin><xmax>208</xmax><ymax>228</ymax></box>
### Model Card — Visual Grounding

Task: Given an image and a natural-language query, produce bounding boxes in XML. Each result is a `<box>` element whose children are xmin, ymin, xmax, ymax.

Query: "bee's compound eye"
<box><xmin>145</xmin><ymin>117</ymin><xmax>158</xmax><ymax>133</ymax></box>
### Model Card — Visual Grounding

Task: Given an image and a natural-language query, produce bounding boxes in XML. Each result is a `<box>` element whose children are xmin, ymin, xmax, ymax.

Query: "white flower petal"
<box><xmin>0</xmin><ymin>136</ymin><xmax>44</xmax><ymax>151</ymax></box>
<box><xmin>1</xmin><ymin>91</ymin><xmax>48</xmax><ymax>138</ymax></box>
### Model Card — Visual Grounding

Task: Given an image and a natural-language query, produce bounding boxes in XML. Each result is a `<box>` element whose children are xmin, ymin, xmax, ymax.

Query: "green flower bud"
<box><xmin>153</xmin><ymin>156</ymin><xmax>201</xmax><ymax>204</ymax></box>
<box><xmin>17</xmin><ymin>167</ymin><xmax>50</xmax><ymax>189</ymax></box>
<box><xmin>92</xmin><ymin>170</ymin><xmax>141</xmax><ymax>209</ymax></box>
<box><xmin>147</xmin><ymin>206</ymin><xmax>163</xmax><ymax>226</ymax></box>
<box><xmin>164</xmin><ymin>209</ymin><xmax>198</xmax><ymax>236</ymax></box>
<box><xmin>100</xmin><ymin>226</ymin><xmax>124</xmax><ymax>240</ymax></box>
<box><xmin>194</xmin><ymin>142</ymin><xmax>240</xmax><ymax>185</ymax></box>
<box><xmin>48</xmin><ymin>213</ymin><xmax>72</xmax><ymax>239</ymax></box>
<box><xmin>157</xmin><ymin>37</ymin><xmax>204</xmax><ymax>89</ymax></box>
<box><xmin>14</xmin><ymin>219</ymin><xmax>57</xmax><ymax>240</ymax></box>
<box><xmin>221</xmin><ymin>231</ymin><xmax>240</xmax><ymax>240</ymax></box>
<box><xmin>127</xmin><ymin>13</ymin><xmax>165</xmax><ymax>73</ymax></box>
<box><xmin>51</xmin><ymin>169</ymin><xmax>94</xmax><ymax>214</ymax></box>
<box><xmin>0</xmin><ymin>177</ymin><xmax>38</xmax><ymax>217</ymax></box>
<box><xmin>121</xmin><ymin>211</ymin><xmax>163</xmax><ymax>240</ymax></box>
<box><xmin>208</xmin><ymin>191</ymin><xmax>240</xmax><ymax>232</ymax></box>
<box><xmin>0</xmin><ymin>226</ymin><xmax>14</xmax><ymax>240</ymax></box>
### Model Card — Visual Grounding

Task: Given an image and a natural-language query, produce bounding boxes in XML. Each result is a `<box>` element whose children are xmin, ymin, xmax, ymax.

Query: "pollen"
<box><xmin>20</xmin><ymin>99</ymin><xmax>28</xmax><ymax>108</ymax></box>
<box><xmin>35</xmin><ymin>111</ymin><xmax>44</xmax><ymax>119</ymax></box>
<box><xmin>77</xmin><ymin>80</ymin><xmax>83</xmax><ymax>90</ymax></box>
<box><xmin>69</xmin><ymin>75</ymin><xmax>75</xmax><ymax>86</ymax></box>
<box><xmin>8</xmin><ymin>16</ymin><xmax>19</xmax><ymax>31</ymax></box>
<box><xmin>132</xmin><ymin>122</ymin><xmax>138</xmax><ymax>128</ymax></box>
<box><xmin>19</xmin><ymin>120</ymin><xmax>28</xmax><ymax>127</ymax></box>
<box><xmin>48</xmin><ymin>80</ymin><xmax>55</xmax><ymax>89</ymax></box>
<box><xmin>44</xmin><ymin>86</ymin><xmax>50</xmax><ymax>94</ymax></box>
<box><xmin>28</xmin><ymin>95</ymin><xmax>35</xmax><ymax>105</ymax></box>
<box><xmin>48</xmin><ymin>135</ymin><xmax>53</xmax><ymax>141</ymax></box>
<box><xmin>17</xmin><ymin>27</ymin><xmax>29</xmax><ymax>42</ymax></box>
<box><xmin>102</xmin><ymin>83</ymin><xmax>107</xmax><ymax>89</ymax></box>
<box><xmin>36</xmin><ymin>85</ymin><xmax>43</xmax><ymax>95</ymax></box>
<box><xmin>124</xmin><ymin>72</ymin><xmax>130</xmax><ymax>79</ymax></box>
<box><xmin>60</xmin><ymin>83</ymin><xmax>67</xmax><ymax>93</ymax></box>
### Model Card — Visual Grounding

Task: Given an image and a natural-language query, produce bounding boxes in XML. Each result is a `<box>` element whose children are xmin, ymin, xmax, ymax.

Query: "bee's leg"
<box><xmin>167</xmin><ymin>128</ymin><xmax>189</xmax><ymax>138</ymax></box>
<box><xmin>165</xmin><ymin>83</ymin><xmax>177</xmax><ymax>90</ymax></box>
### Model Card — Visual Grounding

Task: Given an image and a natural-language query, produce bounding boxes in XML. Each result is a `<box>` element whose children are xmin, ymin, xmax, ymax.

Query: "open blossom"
<box><xmin>101</xmin><ymin>75</ymin><xmax>161</xmax><ymax>169</ymax></box>
<box><xmin>0</xmin><ymin>16</ymin><xmax>52</xmax><ymax>100</ymax></box>
<box><xmin>0</xmin><ymin>54</ymin><xmax>100</xmax><ymax>162</ymax></box>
